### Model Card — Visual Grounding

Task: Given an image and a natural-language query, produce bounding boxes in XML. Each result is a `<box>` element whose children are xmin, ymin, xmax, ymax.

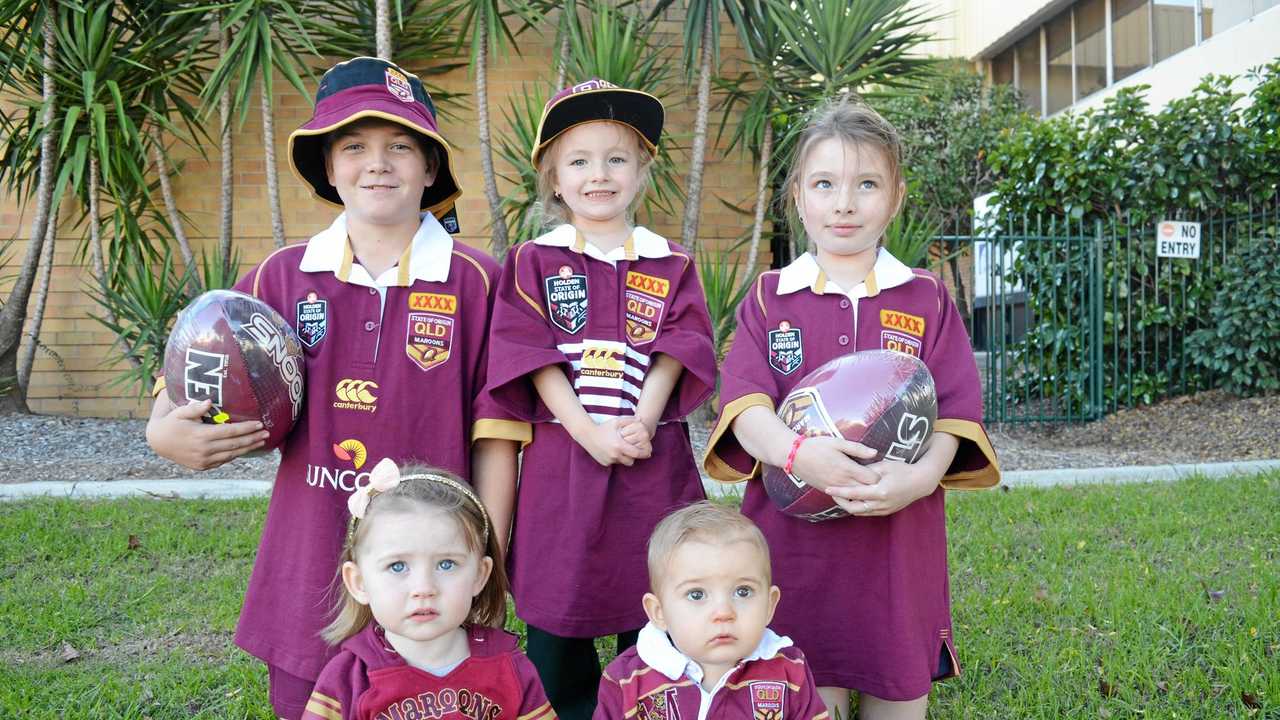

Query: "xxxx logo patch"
<box><xmin>296</xmin><ymin>292</ymin><xmax>328</xmax><ymax>348</ymax></box>
<box><xmin>625</xmin><ymin>270</ymin><xmax>670</xmax><ymax>298</ymax></box>
<box><xmin>408</xmin><ymin>292</ymin><xmax>456</xmax><ymax>314</ymax></box>
<box><xmin>406</xmin><ymin>312</ymin><xmax>453</xmax><ymax>372</ymax></box>
<box><xmin>880</xmin><ymin>309</ymin><xmax>925</xmax><ymax>337</ymax></box>
<box><xmin>545</xmin><ymin>265</ymin><xmax>589</xmax><ymax>334</ymax></box>
<box><xmin>749</xmin><ymin>681</ymin><xmax>786</xmax><ymax>720</ymax></box>
<box><xmin>624</xmin><ymin>289</ymin><xmax>665</xmax><ymax>346</ymax></box>
<box><xmin>768</xmin><ymin>320</ymin><xmax>803</xmax><ymax>375</ymax></box>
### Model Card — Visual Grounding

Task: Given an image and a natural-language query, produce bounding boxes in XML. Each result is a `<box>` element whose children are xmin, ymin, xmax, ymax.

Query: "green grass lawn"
<box><xmin>2</xmin><ymin>472</ymin><xmax>1277</xmax><ymax>719</ymax></box>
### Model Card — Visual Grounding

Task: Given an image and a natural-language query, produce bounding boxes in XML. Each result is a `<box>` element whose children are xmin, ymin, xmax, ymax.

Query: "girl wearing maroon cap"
<box><xmin>146</xmin><ymin>57</ymin><xmax>527</xmax><ymax>718</ymax></box>
<box><xmin>483</xmin><ymin>80</ymin><xmax>717</xmax><ymax>719</ymax></box>
<box><xmin>703</xmin><ymin>97</ymin><xmax>1000</xmax><ymax>720</ymax></box>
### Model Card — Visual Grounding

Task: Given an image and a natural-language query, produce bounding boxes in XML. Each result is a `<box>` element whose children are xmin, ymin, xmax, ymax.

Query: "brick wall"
<box><xmin>1</xmin><ymin>6</ymin><xmax>769</xmax><ymax>418</ymax></box>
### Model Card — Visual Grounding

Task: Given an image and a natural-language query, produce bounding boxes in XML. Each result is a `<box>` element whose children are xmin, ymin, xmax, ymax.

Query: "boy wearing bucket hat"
<box><xmin>483</xmin><ymin>79</ymin><xmax>717</xmax><ymax>719</ymax></box>
<box><xmin>145</xmin><ymin>57</ymin><xmax>528</xmax><ymax>718</ymax></box>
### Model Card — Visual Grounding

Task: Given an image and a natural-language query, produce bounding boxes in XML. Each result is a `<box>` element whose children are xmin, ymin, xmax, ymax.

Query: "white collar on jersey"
<box><xmin>298</xmin><ymin>211</ymin><xmax>454</xmax><ymax>288</ymax></box>
<box><xmin>532</xmin><ymin>223</ymin><xmax>672</xmax><ymax>262</ymax></box>
<box><xmin>635</xmin><ymin>620</ymin><xmax>792</xmax><ymax>684</ymax></box>
<box><xmin>776</xmin><ymin>247</ymin><xmax>914</xmax><ymax>299</ymax></box>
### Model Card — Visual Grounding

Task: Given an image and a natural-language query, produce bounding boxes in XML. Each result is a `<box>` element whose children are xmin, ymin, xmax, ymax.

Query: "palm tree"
<box><xmin>0</xmin><ymin>1</ymin><xmax>58</xmax><ymax>411</ymax></box>
<box><xmin>649</xmin><ymin>0</ymin><xmax>740</xmax><ymax>256</ymax></box>
<box><xmin>454</xmin><ymin>0</ymin><xmax>539</xmax><ymax>257</ymax></box>
<box><xmin>198</xmin><ymin>0</ymin><xmax>322</xmax><ymax>249</ymax></box>
<box><xmin>307</xmin><ymin>0</ymin><xmax>466</xmax><ymax>112</ymax></box>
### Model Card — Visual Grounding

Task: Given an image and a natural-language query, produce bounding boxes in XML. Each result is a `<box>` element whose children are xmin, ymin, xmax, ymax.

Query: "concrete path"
<box><xmin>1</xmin><ymin>459</ymin><xmax>1277</xmax><ymax>501</ymax></box>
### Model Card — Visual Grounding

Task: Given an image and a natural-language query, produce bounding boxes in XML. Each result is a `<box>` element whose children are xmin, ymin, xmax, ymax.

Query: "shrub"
<box><xmin>1187</xmin><ymin>233</ymin><xmax>1280</xmax><ymax>396</ymax></box>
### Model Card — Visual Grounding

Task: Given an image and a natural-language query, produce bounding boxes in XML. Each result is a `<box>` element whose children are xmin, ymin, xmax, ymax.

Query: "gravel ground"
<box><xmin>5</xmin><ymin>389</ymin><xmax>1277</xmax><ymax>484</ymax></box>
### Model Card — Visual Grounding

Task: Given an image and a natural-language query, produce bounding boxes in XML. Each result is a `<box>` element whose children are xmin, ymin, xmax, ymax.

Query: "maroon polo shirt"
<box><xmin>704</xmin><ymin>250</ymin><xmax>999</xmax><ymax>698</ymax></box>
<box><xmin>485</xmin><ymin>225</ymin><xmax>717</xmax><ymax>637</ymax></box>
<box><xmin>231</xmin><ymin>213</ymin><xmax>528</xmax><ymax>681</ymax></box>
<box><xmin>595</xmin><ymin>625</ymin><xmax>828</xmax><ymax>720</ymax></box>
<box><xmin>302</xmin><ymin>624</ymin><xmax>554</xmax><ymax>720</ymax></box>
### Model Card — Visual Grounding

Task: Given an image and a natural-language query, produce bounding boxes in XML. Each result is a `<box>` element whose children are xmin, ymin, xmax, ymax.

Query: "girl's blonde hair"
<box><xmin>321</xmin><ymin>464</ymin><xmax>508</xmax><ymax>644</ymax></box>
<box><xmin>532</xmin><ymin>121</ymin><xmax>655</xmax><ymax>230</ymax></box>
<box><xmin>783</xmin><ymin>94</ymin><xmax>905</xmax><ymax>249</ymax></box>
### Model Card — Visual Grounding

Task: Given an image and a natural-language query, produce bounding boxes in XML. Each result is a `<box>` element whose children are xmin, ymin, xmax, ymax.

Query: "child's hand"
<box><xmin>146</xmin><ymin>397</ymin><xmax>269</xmax><ymax>470</ymax></box>
<box><xmin>825</xmin><ymin>458</ymin><xmax>941</xmax><ymax>516</ymax></box>
<box><xmin>616</xmin><ymin>417</ymin><xmax>653</xmax><ymax>458</ymax></box>
<box><xmin>790</xmin><ymin>436</ymin><xmax>880</xmax><ymax>491</ymax></box>
<box><xmin>576</xmin><ymin>418</ymin><xmax>649</xmax><ymax>467</ymax></box>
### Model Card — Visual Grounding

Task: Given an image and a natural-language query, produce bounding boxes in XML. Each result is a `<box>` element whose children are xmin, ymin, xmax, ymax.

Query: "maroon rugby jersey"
<box><xmin>594</xmin><ymin>625</ymin><xmax>828</xmax><ymax>720</ymax></box>
<box><xmin>231</xmin><ymin>213</ymin><xmax>529</xmax><ymax>681</ymax></box>
<box><xmin>302</xmin><ymin>624</ymin><xmax>554</xmax><ymax>720</ymax></box>
<box><xmin>485</xmin><ymin>225</ymin><xmax>716</xmax><ymax>637</ymax></box>
<box><xmin>703</xmin><ymin>249</ymin><xmax>1000</xmax><ymax>698</ymax></box>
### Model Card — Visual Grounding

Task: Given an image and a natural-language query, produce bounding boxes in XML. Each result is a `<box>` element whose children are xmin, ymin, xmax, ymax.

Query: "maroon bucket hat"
<box><xmin>288</xmin><ymin>57</ymin><xmax>462</xmax><ymax>230</ymax></box>
<box><xmin>531</xmin><ymin>78</ymin><xmax>663</xmax><ymax>165</ymax></box>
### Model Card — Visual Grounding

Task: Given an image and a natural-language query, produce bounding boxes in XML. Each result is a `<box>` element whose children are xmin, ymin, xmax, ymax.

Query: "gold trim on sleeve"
<box><xmin>935</xmin><ymin>418</ymin><xmax>1001</xmax><ymax>489</ymax></box>
<box><xmin>701</xmin><ymin>392</ymin><xmax>775</xmax><ymax>483</ymax></box>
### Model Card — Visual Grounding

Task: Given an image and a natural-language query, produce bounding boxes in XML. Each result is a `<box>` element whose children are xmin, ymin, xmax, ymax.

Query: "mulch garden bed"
<box><xmin>6</xmin><ymin>390</ymin><xmax>1276</xmax><ymax>484</ymax></box>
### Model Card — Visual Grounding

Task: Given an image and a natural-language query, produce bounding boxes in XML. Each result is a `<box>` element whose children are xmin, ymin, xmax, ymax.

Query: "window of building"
<box><xmin>1017</xmin><ymin>34</ymin><xmax>1043</xmax><ymax>115</ymax></box>
<box><xmin>1046</xmin><ymin>9</ymin><xmax>1075</xmax><ymax>112</ymax></box>
<box><xmin>1153</xmin><ymin>0</ymin><xmax>1197</xmax><ymax>60</ymax></box>
<box><xmin>1202</xmin><ymin>0</ymin><xmax>1277</xmax><ymax>39</ymax></box>
<box><xmin>1076</xmin><ymin>0</ymin><xmax>1108</xmax><ymax>98</ymax></box>
<box><xmin>1113</xmin><ymin>0</ymin><xmax>1152</xmax><ymax>81</ymax></box>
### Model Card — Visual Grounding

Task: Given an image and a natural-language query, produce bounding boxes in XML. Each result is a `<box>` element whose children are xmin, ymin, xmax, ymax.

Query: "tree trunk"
<box><xmin>0</xmin><ymin>11</ymin><xmax>57</xmax><ymax>414</ymax></box>
<box><xmin>680</xmin><ymin>6</ymin><xmax>715</xmax><ymax>255</ymax></box>
<box><xmin>555</xmin><ymin>1</ymin><xmax>571</xmax><ymax>89</ymax></box>
<box><xmin>150</xmin><ymin>125</ymin><xmax>198</xmax><ymax>293</ymax></box>
<box><xmin>375</xmin><ymin>0</ymin><xmax>391</xmax><ymax>60</ymax></box>
<box><xmin>744</xmin><ymin>120</ymin><xmax>773</xmax><ymax>276</ymax></box>
<box><xmin>261</xmin><ymin>78</ymin><xmax>286</xmax><ymax>248</ymax></box>
<box><xmin>218</xmin><ymin>15</ymin><xmax>234</xmax><ymax>277</ymax></box>
<box><xmin>475</xmin><ymin>31</ymin><xmax>509</xmax><ymax>256</ymax></box>
<box><xmin>89</xmin><ymin>156</ymin><xmax>140</xmax><ymax>370</ymax></box>
<box><xmin>18</xmin><ymin>214</ymin><xmax>57</xmax><ymax>391</ymax></box>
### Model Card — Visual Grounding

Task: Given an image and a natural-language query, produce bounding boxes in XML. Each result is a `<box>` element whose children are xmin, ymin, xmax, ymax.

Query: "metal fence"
<box><xmin>931</xmin><ymin>198</ymin><xmax>1279</xmax><ymax>424</ymax></box>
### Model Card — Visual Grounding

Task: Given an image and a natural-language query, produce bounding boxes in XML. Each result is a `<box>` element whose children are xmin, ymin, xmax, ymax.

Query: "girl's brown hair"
<box><xmin>782</xmin><ymin>94</ymin><xmax>905</xmax><ymax>250</ymax></box>
<box><xmin>532</xmin><ymin>120</ymin><xmax>655</xmax><ymax>230</ymax></box>
<box><xmin>321</xmin><ymin>465</ymin><xmax>508</xmax><ymax>645</ymax></box>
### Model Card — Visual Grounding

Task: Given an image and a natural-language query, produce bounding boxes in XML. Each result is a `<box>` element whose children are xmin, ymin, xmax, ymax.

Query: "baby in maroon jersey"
<box><xmin>594</xmin><ymin>502</ymin><xmax>828</xmax><ymax>720</ymax></box>
<box><xmin>302</xmin><ymin>459</ymin><xmax>553</xmax><ymax>720</ymax></box>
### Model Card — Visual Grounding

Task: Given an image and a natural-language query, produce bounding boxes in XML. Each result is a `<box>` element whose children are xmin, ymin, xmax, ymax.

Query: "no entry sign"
<box><xmin>1156</xmin><ymin>221</ymin><xmax>1200</xmax><ymax>259</ymax></box>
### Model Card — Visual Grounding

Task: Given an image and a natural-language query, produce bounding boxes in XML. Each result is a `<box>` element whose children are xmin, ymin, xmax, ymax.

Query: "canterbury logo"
<box><xmin>880</xmin><ymin>310</ymin><xmax>925</xmax><ymax>337</ymax></box>
<box><xmin>581</xmin><ymin>347</ymin><xmax>623</xmax><ymax>370</ymax></box>
<box><xmin>625</xmin><ymin>271</ymin><xmax>670</xmax><ymax>298</ymax></box>
<box><xmin>408</xmin><ymin>292</ymin><xmax>456</xmax><ymax>314</ymax></box>
<box><xmin>335</xmin><ymin>379</ymin><xmax>379</xmax><ymax>404</ymax></box>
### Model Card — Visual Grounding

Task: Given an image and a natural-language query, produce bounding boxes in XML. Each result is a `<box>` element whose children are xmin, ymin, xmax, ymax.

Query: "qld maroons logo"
<box><xmin>545</xmin><ymin>265</ymin><xmax>589</xmax><ymax>334</ymax></box>
<box><xmin>767</xmin><ymin>320</ymin><xmax>803</xmax><ymax>375</ymax></box>
<box><xmin>406</xmin><ymin>312</ymin><xmax>453</xmax><ymax>372</ymax></box>
<box><xmin>384</xmin><ymin>67</ymin><xmax>414</xmax><ymax>103</ymax></box>
<box><xmin>749</xmin><ymin>681</ymin><xmax>786</xmax><ymax>720</ymax></box>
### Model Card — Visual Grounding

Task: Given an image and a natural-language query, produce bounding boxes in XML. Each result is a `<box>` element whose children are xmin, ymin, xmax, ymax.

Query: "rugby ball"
<box><xmin>163</xmin><ymin>290</ymin><xmax>305</xmax><ymax>450</ymax></box>
<box><xmin>763</xmin><ymin>349</ymin><xmax>937</xmax><ymax>522</ymax></box>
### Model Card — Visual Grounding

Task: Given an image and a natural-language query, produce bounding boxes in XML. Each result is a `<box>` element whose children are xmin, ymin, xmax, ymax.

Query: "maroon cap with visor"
<box><xmin>288</xmin><ymin>57</ymin><xmax>462</xmax><ymax>229</ymax></box>
<box><xmin>531</xmin><ymin>79</ymin><xmax>663</xmax><ymax>165</ymax></box>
